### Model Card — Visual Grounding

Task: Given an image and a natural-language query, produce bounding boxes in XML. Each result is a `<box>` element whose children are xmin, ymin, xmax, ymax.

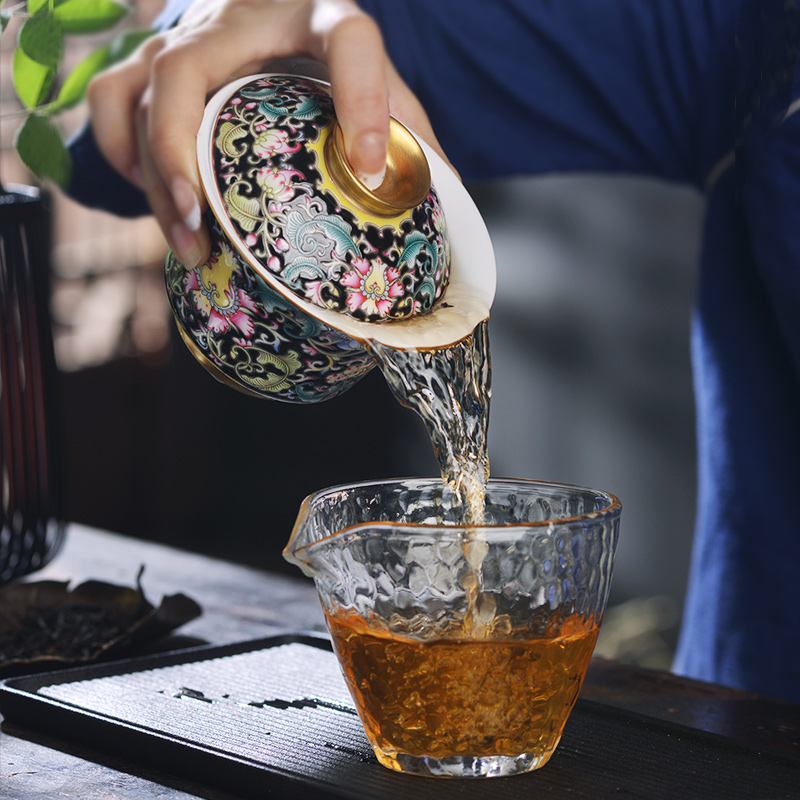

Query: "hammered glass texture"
<box><xmin>286</xmin><ymin>478</ymin><xmax>620</xmax><ymax>637</ymax></box>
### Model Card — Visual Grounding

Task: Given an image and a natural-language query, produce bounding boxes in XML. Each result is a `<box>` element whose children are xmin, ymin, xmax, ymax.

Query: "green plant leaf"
<box><xmin>1</xmin><ymin>9</ymin><xmax>12</xmax><ymax>34</ymax></box>
<box><xmin>53</xmin><ymin>28</ymin><xmax>154</xmax><ymax>111</ymax></box>
<box><xmin>14</xmin><ymin>114</ymin><xmax>72</xmax><ymax>187</ymax></box>
<box><xmin>19</xmin><ymin>12</ymin><xmax>63</xmax><ymax>69</ymax></box>
<box><xmin>55</xmin><ymin>44</ymin><xmax>109</xmax><ymax>110</ymax></box>
<box><xmin>13</xmin><ymin>47</ymin><xmax>55</xmax><ymax>108</ymax></box>
<box><xmin>27</xmin><ymin>0</ymin><xmax>51</xmax><ymax>15</ymax></box>
<box><xmin>54</xmin><ymin>0</ymin><xmax>129</xmax><ymax>34</ymax></box>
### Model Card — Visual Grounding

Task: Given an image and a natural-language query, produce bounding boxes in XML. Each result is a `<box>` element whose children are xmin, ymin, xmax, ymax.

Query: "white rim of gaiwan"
<box><xmin>196</xmin><ymin>73</ymin><xmax>496</xmax><ymax>350</ymax></box>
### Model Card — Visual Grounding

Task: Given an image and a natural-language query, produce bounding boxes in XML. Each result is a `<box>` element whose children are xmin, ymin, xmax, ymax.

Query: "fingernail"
<box><xmin>359</xmin><ymin>168</ymin><xmax>386</xmax><ymax>191</ymax></box>
<box><xmin>170</xmin><ymin>222</ymin><xmax>203</xmax><ymax>270</ymax></box>
<box><xmin>171</xmin><ymin>176</ymin><xmax>202</xmax><ymax>232</ymax></box>
<box><xmin>353</xmin><ymin>132</ymin><xmax>387</xmax><ymax>190</ymax></box>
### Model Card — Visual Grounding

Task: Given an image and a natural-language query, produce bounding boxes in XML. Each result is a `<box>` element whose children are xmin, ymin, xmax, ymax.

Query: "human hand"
<box><xmin>87</xmin><ymin>0</ymin><xmax>450</xmax><ymax>269</ymax></box>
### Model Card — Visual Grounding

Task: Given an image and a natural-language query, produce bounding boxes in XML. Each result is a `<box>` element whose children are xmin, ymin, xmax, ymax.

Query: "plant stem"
<box><xmin>1</xmin><ymin>98</ymin><xmax>59</xmax><ymax>121</ymax></box>
<box><xmin>0</xmin><ymin>109</ymin><xmax>34</xmax><ymax>120</ymax></box>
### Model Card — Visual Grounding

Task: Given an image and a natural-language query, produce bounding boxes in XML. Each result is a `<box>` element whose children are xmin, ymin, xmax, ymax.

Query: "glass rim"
<box><xmin>287</xmin><ymin>476</ymin><xmax>621</xmax><ymax>557</ymax></box>
<box><xmin>308</xmin><ymin>475</ymin><xmax>619</xmax><ymax>517</ymax></box>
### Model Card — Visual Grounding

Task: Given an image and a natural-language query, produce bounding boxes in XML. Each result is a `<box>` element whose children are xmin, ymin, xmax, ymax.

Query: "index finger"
<box><xmin>143</xmin><ymin>17</ymin><xmax>315</xmax><ymax>244</ymax></box>
<box><xmin>145</xmin><ymin>35</ymin><xmax>267</xmax><ymax>264</ymax></box>
<box><xmin>146</xmin><ymin>40</ymin><xmax>239</xmax><ymax>215</ymax></box>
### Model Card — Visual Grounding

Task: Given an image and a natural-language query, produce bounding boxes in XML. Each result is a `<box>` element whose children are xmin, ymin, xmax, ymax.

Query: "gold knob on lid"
<box><xmin>324</xmin><ymin>118</ymin><xmax>432</xmax><ymax>217</ymax></box>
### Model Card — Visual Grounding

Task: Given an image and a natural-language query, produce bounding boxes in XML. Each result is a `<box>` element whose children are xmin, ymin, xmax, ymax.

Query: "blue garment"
<box><xmin>67</xmin><ymin>0</ymin><xmax>800</xmax><ymax>701</ymax></box>
<box><xmin>350</xmin><ymin>0</ymin><xmax>800</xmax><ymax>703</ymax></box>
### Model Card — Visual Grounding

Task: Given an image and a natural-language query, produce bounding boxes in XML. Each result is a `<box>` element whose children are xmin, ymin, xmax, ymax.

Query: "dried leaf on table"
<box><xmin>0</xmin><ymin>566</ymin><xmax>202</xmax><ymax>677</ymax></box>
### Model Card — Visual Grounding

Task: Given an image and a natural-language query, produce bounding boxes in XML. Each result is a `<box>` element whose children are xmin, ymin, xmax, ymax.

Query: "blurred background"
<box><xmin>1</xmin><ymin>4</ymin><xmax>706</xmax><ymax>670</ymax></box>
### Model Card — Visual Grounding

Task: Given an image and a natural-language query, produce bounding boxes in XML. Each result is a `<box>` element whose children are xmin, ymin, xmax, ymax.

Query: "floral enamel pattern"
<box><xmin>211</xmin><ymin>76</ymin><xmax>450</xmax><ymax>323</ymax></box>
<box><xmin>165</xmin><ymin>217</ymin><xmax>376</xmax><ymax>403</ymax></box>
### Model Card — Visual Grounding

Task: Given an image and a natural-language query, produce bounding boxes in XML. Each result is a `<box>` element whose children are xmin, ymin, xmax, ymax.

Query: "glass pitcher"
<box><xmin>284</xmin><ymin>477</ymin><xmax>621</xmax><ymax>778</ymax></box>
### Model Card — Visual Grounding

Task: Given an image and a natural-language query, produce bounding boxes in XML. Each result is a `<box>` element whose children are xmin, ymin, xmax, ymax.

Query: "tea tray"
<box><xmin>1</xmin><ymin>634</ymin><xmax>798</xmax><ymax>800</ymax></box>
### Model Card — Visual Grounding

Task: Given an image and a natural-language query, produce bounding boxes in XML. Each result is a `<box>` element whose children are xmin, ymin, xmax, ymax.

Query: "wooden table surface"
<box><xmin>2</xmin><ymin>524</ymin><xmax>799</xmax><ymax>800</ymax></box>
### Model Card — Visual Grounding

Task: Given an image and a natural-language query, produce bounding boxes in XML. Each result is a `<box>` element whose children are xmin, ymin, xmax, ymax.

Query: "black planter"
<box><xmin>0</xmin><ymin>184</ymin><xmax>66</xmax><ymax>583</ymax></box>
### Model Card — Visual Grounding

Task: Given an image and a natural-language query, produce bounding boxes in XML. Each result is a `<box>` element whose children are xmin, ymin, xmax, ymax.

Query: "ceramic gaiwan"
<box><xmin>165</xmin><ymin>73</ymin><xmax>495</xmax><ymax>403</ymax></box>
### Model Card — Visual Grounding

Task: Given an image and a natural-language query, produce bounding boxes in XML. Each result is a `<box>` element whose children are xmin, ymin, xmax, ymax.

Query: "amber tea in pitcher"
<box><xmin>326</xmin><ymin>606</ymin><xmax>599</xmax><ymax>773</ymax></box>
<box><xmin>284</xmin><ymin>478</ymin><xmax>621</xmax><ymax>778</ymax></box>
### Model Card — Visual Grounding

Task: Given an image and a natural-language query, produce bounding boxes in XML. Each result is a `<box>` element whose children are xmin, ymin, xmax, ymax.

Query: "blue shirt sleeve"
<box><xmin>356</xmin><ymin>0</ymin><xmax>733</xmax><ymax>187</ymax></box>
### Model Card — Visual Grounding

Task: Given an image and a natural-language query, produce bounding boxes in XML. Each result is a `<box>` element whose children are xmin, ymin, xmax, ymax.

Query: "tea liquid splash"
<box><xmin>367</xmin><ymin>319</ymin><xmax>493</xmax><ymax>635</ymax></box>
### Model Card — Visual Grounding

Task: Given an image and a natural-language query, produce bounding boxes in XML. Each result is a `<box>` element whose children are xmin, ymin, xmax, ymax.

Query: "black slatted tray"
<box><xmin>1</xmin><ymin>633</ymin><xmax>799</xmax><ymax>800</ymax></box>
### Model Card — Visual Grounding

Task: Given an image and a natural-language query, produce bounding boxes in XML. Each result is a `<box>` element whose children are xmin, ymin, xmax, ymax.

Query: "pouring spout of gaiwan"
<box><xmin>165</xmin><ymin>73</ymin><xmax>495</xmax><ymax>403</ymax></box>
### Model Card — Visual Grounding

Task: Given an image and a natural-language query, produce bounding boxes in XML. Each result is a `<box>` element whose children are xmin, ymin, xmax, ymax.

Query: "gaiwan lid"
<box><xmin>199</xmin><ymin>73</ymin><xmax>448</xmax><ymax>324</ymax></box>
<box><xmin>198</xmin><ymin>74</ymin><xmax>496</xmax><ymax>349</ymax></box>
